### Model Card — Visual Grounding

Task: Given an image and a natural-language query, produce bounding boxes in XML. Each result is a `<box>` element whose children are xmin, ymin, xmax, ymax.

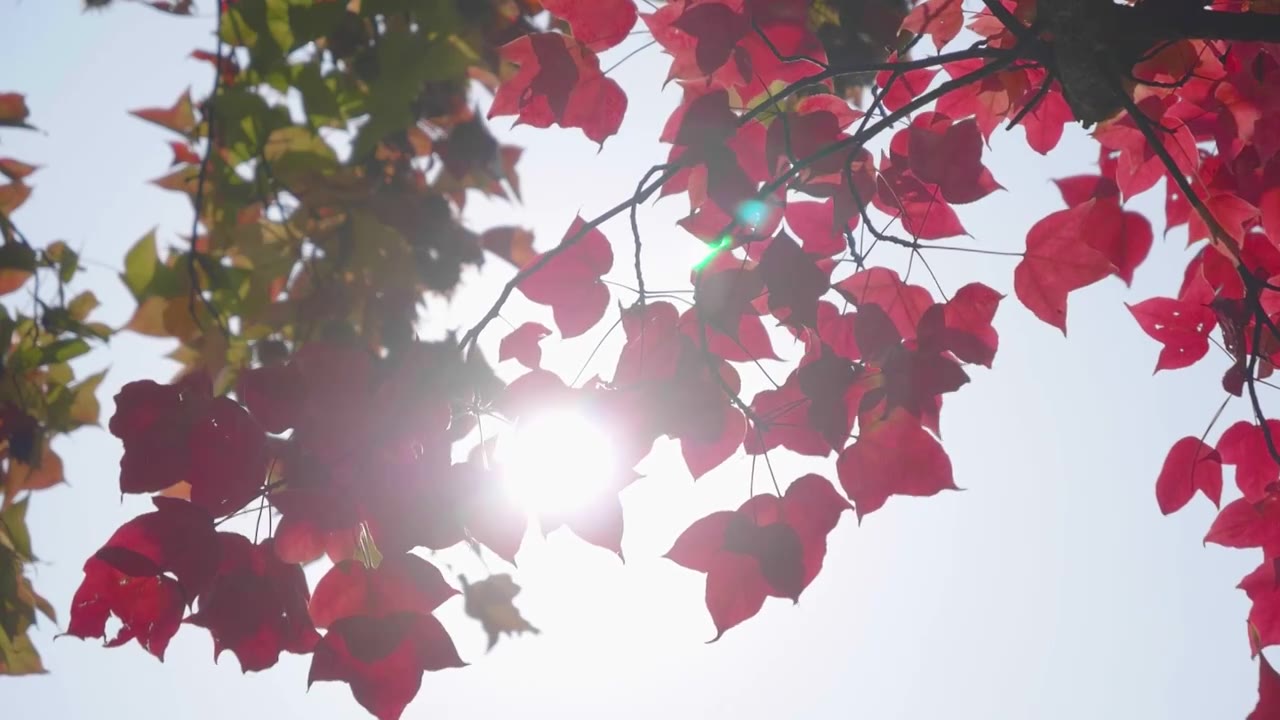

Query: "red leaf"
<box><xmin>1014</xmin><ymin>201</ymin><xmax>1116</xmax><ymax>333</ymax></box>
<box><xmin>784</xmin><ymin>198</ymin><xmax>852</xmax><ymax>257</ymax></box>
<box><xmin>1155</xmin><ymin>437</ymin><xmax>1223</xmax><ymax>515</ymax></box>
<box><xmin>543</xmin><ymin>0</ymin><xmax>639</xmax><ymax>52</ymax></box>
<box><xmin>489</xmin><ymin>33</ymin><xmax>627</xmax><ymax>145</ymax></box>
<box><xmin>499</xmin><ymin>322</ymin><xmax>552</xmax><ymax>370</ymax></box>
<box><xmin>835</xmin><ymin>267</ymin><xmax>934</xmax><ymax>341</ymax></box>
<box><xmin>667</xmin><ymin>2</ymin><xmax>751</xmax><ymax>78</ymax></box>
<box><xmin>1054</xmin><ymin>175</ymin><xmax>1119</xmax><ymax>207</ymax></box>
<box><xmin>517</xmin><ymin>217</ymin><xmax>614</xmax><ymax>338</ymax></box>
<box><xmin>110</xmin><ymin>375</ymin><xmax>268</xmax><ymax>516</ymax></box>
<box><xmin>666</xmin><ymin>475</ymin><xmax>850</xmax><ymax>639</ymax></box>
<box><xmin>169</xmin><ymin>141</ymin><xmax>200</xmax><ymax>166</ymax></box>
<box><xmin>933</xmin><ymin>282</ymin><xmax>1003</xmax><ymax>367</ymax></box>
<box><xmin>1205</xmin><ymin>497</ymin><xmax>1280</xmax><ymax>550</ymax></box>
<box><xmin>1219</xmin><ymin>420</ymin><xmax>1280</xmax><ymax>501</ymax></box>
<box><xmin>837</xmin><ymin>410</ymin><xmax>956</xmax><ymax>518</ymax></box>
<box><xmin>901</xmin><ymin>0</ymin><xmax>964</xmax><ymax>50</ymax></box>
<box><xmin>309</xmin><ymin>614</ymin><xmax>465</xmax><ymax>720</ymax></box>
<box><xmin>757</xmin><ymin>231</ymin><xmax>830</xmax><ymax>329</ymax></box>
<box><xmin>310</xmin><ymin>554</ymin><xmax>458</xmax><ymax>629</ymax></box>
<box><xmin>91</xmin><ymin>496</ymin><xmax>219</xmax><ymax>598</ymax></box>
<box><xmin>745</xmin><ymin>377</ymin><xmax>831</xmax><ymax>457</ymax></box>
<box><xmin>681</xmin><ymin>404</ymin><xmax>746</xmax><ymax>480</ymax></box>
<box><xmin>1127</xmin><ymin>297</ymin><xmax>1217</xmax><ymax>371</ymax></box>
<box><xmin>1239</xmin><ymin>560</ymin><xmax>1280</xmax><ymax>658</ymax></box>
<box><xmin>187</xmin><ymin>535</ymin><xmax>319</xmax><ymax>672</ymax></box>
<box><xmin>875</xmin><ymin>65</ymin><xmax>938</xmax><ymax>114</ymax></box>
<box><xmin>904</xmin><ymin>113</ymin><xmax>1001</xmax><ymax>205</ymax></box>
<box><xmin>1249</xmin><ymin>646</ymin><xmax>1280</xmax><ymax>717</ymax></box>
<box><xmin>67</xmin><ymin>558</ymin><xmax>185</xmax><ymax>660</ymax></box>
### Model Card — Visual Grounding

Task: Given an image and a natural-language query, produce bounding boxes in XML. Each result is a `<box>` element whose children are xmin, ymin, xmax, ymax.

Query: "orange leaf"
<box><xmin>0</xmin><ymin>182</ymin><xmax>32</xmax><ymax>215</ymax></box>
<box><xmin>0</xmin><ymin>93</ymin><xmax>32</xmax><ymax>128</ymax></box>
<box><xmin>480</xmin><ymin>226</ymin><xmax>536</xmax><ymax>268</ymax></box>
<box><xmin>0</xmin><ymin>159</ymin><xmax>37</xmax><ymax>182</ymax></box>
<box><xmin>130</xmin><ymin>90</ymin><xmax>197</xmax><ymax>136</ymax></box>
<box><xmin>6</xmin><ymin>444</ymin><xmax>64</xmax><ymax>502</ymax></box>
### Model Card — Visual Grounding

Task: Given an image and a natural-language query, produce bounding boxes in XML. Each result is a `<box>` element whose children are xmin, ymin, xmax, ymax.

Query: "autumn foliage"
<box><xmin>7</xmin><ymin>0</ymin><xmax>1280</xmax><ymax>717</ymax></box>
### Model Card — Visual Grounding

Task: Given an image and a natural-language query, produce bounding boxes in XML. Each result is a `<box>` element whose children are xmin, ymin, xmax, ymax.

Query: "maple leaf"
<box><xmin>517</xmin><ymin>217</ymin><xmax>614</xmax><ymax>338</ymax></box>
<box><xmin>917</xmin><ymin>283</ymin><xmax>1004</xmax><ymax>368</ymax></box>
<box><xmin>1205</xmin><ymin>497</ymin><xmax>1280</xmax><ymax>551</ymax></box>
<box><xmin>1250</xmin><ymin>652</ymin><xmax>1280</xmax><ymax>719</ymax></box>
<box><xmin>129</xmin><ymin>90</ymin><xmax>197</xmax><ymax>137</ymax></box>
<box><xmin>543</xmin><ymin>0</ymin><xmax>639</xmax><ymax>52</ymax></box>
<box><xmin>187</xmin><ymin>535</ymin><xmax>319</xmax><ymax>672</ymax></box>
<box><xmin>837</xmin><ymin>409</ymin><xmax>956</xmax><ymax>519</ymax></box>
<box><xmin>1155</xmin><ymin>437</ymin><xmax>1224</xmax><ymax>515</ymax></box>
<box><xmin>462</xmin><ymin>574</ymin><xmax>540</xmax><ymax>650</ymax></box>
<box><xmin>499</xmin><ymin>322</ymin><xmax>552</xmax><ymax>370</ymax></box>
<box><xmin>835</xmin><ymin>267</ymin><xmax>934</xmax><ymax>341</ymax></box>
<box><xmin>756</xmin><ymin>231</ymin><xmax>831</xmax><ymax>329</ymax></box>
<box><xmin>665</xmin><ymin>475</ymin><xmax>850</xmax><ymax>639</ymax></box>
<box><xmin>784</xmin><ymin>198</ymin><xmax>854</xmax><ymax>257</ymax></box>
<box><xmin>110</xmin><ymin>374</ymin><xmax>268</xmax><ymax>516</ymax></box>
<box><xmin>1218</xmin><ymin>420</ymin><xmax>1280</xmax><ymax>502</ymax></box>
<box><xmin>901</xmin><ymin>113</ymin><xmax>1002</xmax><ymax>205</ymax></box>
<box><xmin>1127</xmin><ymin>298</ymin><xmax>1218</xmax><ymax>372</ymax></box>
<box><xmin>489</xmin><ymin>33</ymin><xmax>627</xmax><ymax>145</ymax></box>
<box><xmin>66</xmin><ymin>558</ymin><xmax>186</xmax><ymax>660</ymax></box>
<box><xmin>1014</xmin><ymin>200</ymin><xmax>1117</xmax><ymax>333</ymax></box>
<box><xmin>902</xmin><ymin>0</ymin><xmax>964</xmax><ymax>50</ymax></box>
<box><xmin>1240</xmin><ymin>559</ymin><xmax>1280</xmax><ymax>656</ymax></box>
<box><xmin>309</xmin><ymin>613</ymin><xmax>465</xmax><ymax>720</ymax></box>
<box><xmin>67</xmin><ymin>497</ymin><xmax>220</xmax><ymax>658</ymax></box>
<box><xmin>309</xmin><ymin>554</ymin><xmax>458</xmax><ymax>629</ymax></box>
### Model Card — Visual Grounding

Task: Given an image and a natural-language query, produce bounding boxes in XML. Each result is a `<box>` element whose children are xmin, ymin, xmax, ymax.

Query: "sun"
<box><xmin>499</xmin><ymin>408</ymin><xmax>618</xmax><ymax>516</ymax></box>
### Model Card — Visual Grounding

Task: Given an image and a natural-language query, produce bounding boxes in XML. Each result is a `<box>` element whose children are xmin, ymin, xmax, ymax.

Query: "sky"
<box><xmin>0</xmin><ymin>2</ymin><xmax>1270</xmax><ymax>718</ymax></box>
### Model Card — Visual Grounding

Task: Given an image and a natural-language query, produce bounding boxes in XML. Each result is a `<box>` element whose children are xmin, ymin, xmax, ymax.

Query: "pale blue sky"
<box><xmin>0</xmin><ymin>2</ymin><xmax>1267</xmax><ymax>718</ymax></box>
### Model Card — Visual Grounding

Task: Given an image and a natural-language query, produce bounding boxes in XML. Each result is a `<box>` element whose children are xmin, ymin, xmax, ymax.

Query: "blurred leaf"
<box><xmin>0</xmin><ymin>93</ymin><xmax>34</xmax><ymax>130</ymax></box>
<box><xmin>0</xmin><ymin>183</ymin><xmax>32</xmax><ymax>216</ymax></box>
<box><xmin>0</xmin><ymin>243</ymin><xmax>35</xmax><ymax>296</ymax></box>
<box><xmin>130</xmin><ymin>91</ymin><xmax>197</xmax><ymax>136</ymax></box>
<box><xmin>0</xmin><ymin>624</ymin><xmax>45</xmax><ymax>676</ymax></box>
<box><xmin>68</xmin><ymin>371</ymin><xmax>107</xmax><ymax>426</ymax></box>
<box><xmin>0</xmin><ymin>498</ymin><xmax>32</xmax><ymax>561</ymax></box>
<box><xmin>0</xmin><ymin>160</ymin><xmax>37</xmax><ymax>182</ymax></box>
<box><xmin>294</xmin><ymin>63</ymin><xmax>344</xmax><ymax>128</ymax></box>
<box><xmin>39</xmin><ymin>339</ymin><xmax>90</xmax><ymax>365</ymax></box>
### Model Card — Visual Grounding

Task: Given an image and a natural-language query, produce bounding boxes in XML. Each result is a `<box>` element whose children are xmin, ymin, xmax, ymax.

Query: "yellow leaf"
<box><xmin>125</xmin><ymin>295</ymin><xmax>203</xmax><ymax>341</ymax></box>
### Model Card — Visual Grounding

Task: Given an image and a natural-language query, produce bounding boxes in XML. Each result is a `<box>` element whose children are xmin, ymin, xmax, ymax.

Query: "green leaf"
<box><xmin>288</xmin><ymin>1</ymin><xmax>347</xmax><ymax>46</ymax></box>
<box><xmin>213</xmin><ymin>88</ymin><xmax>292</xmax><ymax>165</ymax></box>
<box><xmin>122</xmin><ymin>230</ymin><xmax>159</xmax><ymax>298</ymax></box>
<box><xmin>0</xmin><ymin>498</ymin><xmax>33</xmax><ymax>562</ymax></box>
<box><xmin>350</xmin><ymin>29</ymin><xmax>474</xmax><ymax>159</ymax></box>
<box><xmin>39</xmin><ymin>338</ymin><xmax>90</xmax><ymax>365</ymax></box>
<box><xmin>294</xmin><ymin>63</ymin><xmax>344</xmax><ymax>129</ymax></box>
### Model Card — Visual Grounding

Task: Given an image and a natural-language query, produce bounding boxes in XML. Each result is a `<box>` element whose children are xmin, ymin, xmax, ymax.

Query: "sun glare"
<box><xmin>500</xmin><ymin>409</ymin><xmax>617</xmax><ymax>516</ymax></box>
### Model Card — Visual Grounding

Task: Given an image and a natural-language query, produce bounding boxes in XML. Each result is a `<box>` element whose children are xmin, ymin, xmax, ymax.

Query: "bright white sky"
<box><xmin>1</xmin><ymin>2</ymin><xmax>1270</xmax><ymax>718</ymax></box>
